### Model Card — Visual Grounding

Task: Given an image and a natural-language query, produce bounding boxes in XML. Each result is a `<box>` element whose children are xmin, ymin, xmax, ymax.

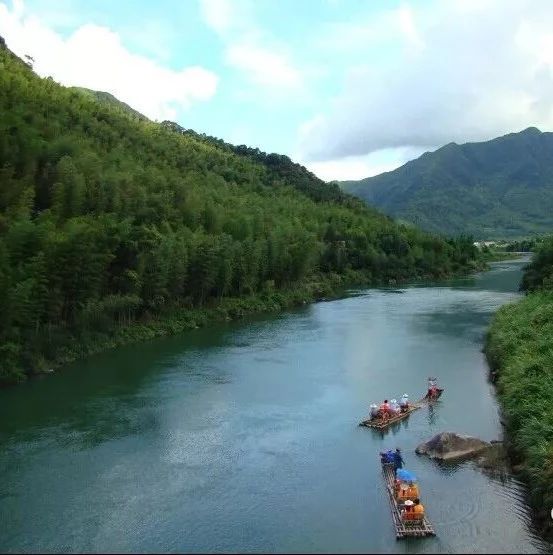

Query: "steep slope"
<box><xmin>161</xmin><ymin>120</ymin><xmax>347</xmax><ymax>204</ymax></box>
<box><xmin>0</xmin><ymin>36</ymin><xmax>480</xmax><ymax>384</ymax></box>
<box><xmin>70</xmin><ymin>87</ymin><xmax>148</xmax><ymax>121</ymax></box>
<box><xmin>341</xmin><ymin>128</ymin><xmax>553</xmax><ymax>239</ymax></box>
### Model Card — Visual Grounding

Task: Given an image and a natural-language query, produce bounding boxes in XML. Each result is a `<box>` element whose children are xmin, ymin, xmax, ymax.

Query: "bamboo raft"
<box><xmin>359</xmin><ymin>389</ymin><xmax>444</xmax><ymax>430</ymax></box>
<box><xmin>382</xmin><ymin>462</ymin><xmax>436</xmax><ymax>539</ymax></box>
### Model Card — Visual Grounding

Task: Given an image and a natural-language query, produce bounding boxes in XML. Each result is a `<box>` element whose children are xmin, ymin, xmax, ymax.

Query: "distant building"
<box><xmin>473</xmin><ymin>241</ymin><xmax>497</xmax><ymax>249</ymax></box>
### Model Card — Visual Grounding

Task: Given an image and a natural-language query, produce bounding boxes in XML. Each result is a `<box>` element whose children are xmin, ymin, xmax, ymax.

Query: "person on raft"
<box><xmin>427</xmin><ymin>377</ymin><xmax>438</xmax><ymax>398</ymax></box>
<box><xmin>401</xmin><ymin>499</ymin><xmax>414</xmax><ymax>519</ymax></box>
<box><xmin>400</xmin><ymin>393</ymin><xmax>409</xmax><ymax>412</ymax></box>
<box><xmin>369</xmin><ymin>404</ymin><xmax>379</xmax><ymax>419</ymax></box>
<box><xmin>392</xmin><ymin>448</ymin><xmax>404</xmax><ymax>475</ymax></box>
<box><xmin>413</xmin><ymin>498</ymin><xmax>425</xmax><ymax>518</ymax></box>
<box><xmin>379</xmin><ymin>399</ymin><xmax>392</xmax><ymax>419</ymax></box>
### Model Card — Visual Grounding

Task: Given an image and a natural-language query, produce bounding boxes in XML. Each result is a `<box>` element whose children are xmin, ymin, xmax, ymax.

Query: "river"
<box><xmin>0</xmin><ymin>258</ymin><xmax>550</xmax><ymax>553</ymax></box>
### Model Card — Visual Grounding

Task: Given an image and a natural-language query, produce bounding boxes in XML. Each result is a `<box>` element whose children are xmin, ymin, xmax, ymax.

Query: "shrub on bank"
<box><xmin>486</xmin><ymin>290</ymin><xmax>553</xmax><ymax>538</ymax></box>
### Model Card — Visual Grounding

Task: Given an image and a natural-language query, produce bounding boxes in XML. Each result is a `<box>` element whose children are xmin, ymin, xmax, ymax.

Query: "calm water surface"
<box><xmin>1</xmin><ymin>258</ymin><xmax>551</xmax><ymax>553</ymax></box>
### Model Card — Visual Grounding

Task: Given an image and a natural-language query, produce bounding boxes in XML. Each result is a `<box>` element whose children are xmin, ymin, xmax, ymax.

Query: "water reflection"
<box><xmin>427</xmin><ymin>404</ymin><xmax>436</xmax><ymax>426</ymax></box>
<box><xmin>0</xmin><ymin>318</ymin><xmax>288</xmax><ymax>449</ymax></box>
<box><xmin>411</xmin><ymin>292</ymin><xmax>519</xmax><ymax>344</ymax></box>
<box><xmin>0</xmin><ymin>257</ymin><xmax>549</xmax><ymax>553</ymax></box>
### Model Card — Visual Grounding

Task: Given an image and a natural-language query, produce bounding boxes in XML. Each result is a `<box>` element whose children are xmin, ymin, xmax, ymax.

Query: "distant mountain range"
<box><xmin>339</xmin><ymin>128</ymin><xmax>553</xmax><ymax>239</ymax></box>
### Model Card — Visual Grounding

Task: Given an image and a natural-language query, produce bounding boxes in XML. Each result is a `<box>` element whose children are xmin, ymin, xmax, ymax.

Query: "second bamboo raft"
<box><xmin>382</xmin><ymin>462</ymin><xmax>436</xmax><ymax>539</ymax></box>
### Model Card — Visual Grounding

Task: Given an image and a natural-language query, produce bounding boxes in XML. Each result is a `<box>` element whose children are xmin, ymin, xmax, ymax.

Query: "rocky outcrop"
<box><xmin>416</xmin><ymin>432</ymin><xmax>490</xmax><ymax>461</ymax></box>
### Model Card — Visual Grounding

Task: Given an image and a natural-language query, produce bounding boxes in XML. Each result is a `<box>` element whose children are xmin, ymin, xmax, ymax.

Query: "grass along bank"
<box><xmin>485</xmin><ymin>250</ymin><xmax>553</xmax><ymax>539</ymax></box>
<box><xmin>2</xmin><ymin>271</ymin><xmax>340</xmax><ymax>384</ymax></box>
<box><xmin>8</xmin><ymin>258</ymin><xmax>488</xmax><ymax>387</ymax></box>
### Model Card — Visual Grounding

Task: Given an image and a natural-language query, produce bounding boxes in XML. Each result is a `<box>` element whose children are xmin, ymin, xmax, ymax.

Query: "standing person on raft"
<box><xmin>427</xmin><ymin>377</ymin><xmax>438</xmax><ymax>398</ymax></box>
<box><xmin>393</xmin><ymin>448</ymin><xmax>404</xmax><ymax>476</ymax></box>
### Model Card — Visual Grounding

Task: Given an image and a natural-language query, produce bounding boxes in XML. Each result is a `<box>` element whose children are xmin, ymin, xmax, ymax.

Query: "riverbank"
<box><xmin>481</xmin><ymin>250</ymin><xmax>523</xmax><ymax>262</ymax></box>
<box><xmin>485</xmin><ymin>290</ymin><xmax>553</xmax><ymax>541</ymax></box>
<box><xmin>2</xmin><ymin>255</ymin><xmax>544</xmax><ymax>554</ymax></box>
<box><xmin>40</xmin><ymin>272</ymin><xmax>351</xmax><ymax>373</ymax></box>
<box><xmin>2</xmin><ymin>271</ymin><xmax>341</xmax><ymax>386</ymax></box>
<box><xmin>5</xmin><ymin>259</ymin><xmax>488</xmax><ymax>388</ymax></box>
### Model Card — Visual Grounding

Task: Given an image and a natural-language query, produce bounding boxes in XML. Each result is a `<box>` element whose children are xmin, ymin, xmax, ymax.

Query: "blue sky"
<box><xmin>2</xmin><ymin>0</ymin><xmax>553</xmax><ymax>180</ymax></box>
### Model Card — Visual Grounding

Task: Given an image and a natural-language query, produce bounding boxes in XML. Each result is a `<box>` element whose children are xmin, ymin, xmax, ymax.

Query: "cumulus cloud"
<box><xmin>299</xmin><ymin>0</ymin><xmax>553</xmax><ymax>162</ymax></box>
<box><xmin>0</xmin><ymin>0</ymin><xmax>218</xmax><ymax>121</ymax></box>
<box><xmin>199</xmin><ymin>0</ymin><xmax>304</xmax><ymax>95</ymax></box>
<box><xmin>225</xmin><ymin>43</ymin><xmax>303</xmax><ymax>90</ymax></box>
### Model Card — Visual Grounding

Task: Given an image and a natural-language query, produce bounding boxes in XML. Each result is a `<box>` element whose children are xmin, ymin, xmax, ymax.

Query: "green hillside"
<box><xmin>70</xmin><ymin>87</ymin><xmax>148</xmax><ymax>121</ymax></box>
<box><xmin>341</xmin><ymin>128</ymin><xmax>553</xmax><ymax>239</ymax></box>
<box><xmin>0</xmin><ymin>37</ymin><xmax>480</xmax><ymax>385</ymax></box>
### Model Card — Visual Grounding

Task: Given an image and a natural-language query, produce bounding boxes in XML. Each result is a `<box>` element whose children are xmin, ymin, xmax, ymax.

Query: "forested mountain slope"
<box><xmin>161</xmin><ymin>121</ymin><xmax>346</xmax><ymax>204</ymax></box>
<box><xmin>70</xmin><ymin>87</ymin><xmax>148</xmax><ymax>121</ymax></box>
<box><xmin>0</xmin><ymin>37</ymin><xmax>479</xmax><ymax>384</ymax></box>
<box><xmin>341</xmin><ymin>128</ymin><xmax>553</xmax><ymax>239</ymax></box>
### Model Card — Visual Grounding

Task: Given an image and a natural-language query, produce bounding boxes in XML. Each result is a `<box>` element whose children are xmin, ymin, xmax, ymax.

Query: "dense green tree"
<box><xmin>0</xmin><ymin>38</ymin><xmax>482</xmax><ymax>385</ymax></box>
<box><xmin>520</xmin><ymin>238</ymin><xmax>553</xmax><ymax>291</ymax></box>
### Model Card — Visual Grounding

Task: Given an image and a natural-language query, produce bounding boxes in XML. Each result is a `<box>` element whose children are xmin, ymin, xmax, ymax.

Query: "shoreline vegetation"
<box><xmin>0</xmin><ymin>38</ymin><xmax>484</xmax><ymax>386</ymax></box>
<box><xmin>5</xmin><ymin>264</ymin><xmax>487</xmax><ymax>386</ymax></box>
<box><xmin>485</xmin><ymin>238</ymin><xmax>553</xmax><ymax>541</ymax></box>
<box><xmin>480</xmin><ymin>250</ymin><xmax>522</xmax><ymax>262</ymax></box>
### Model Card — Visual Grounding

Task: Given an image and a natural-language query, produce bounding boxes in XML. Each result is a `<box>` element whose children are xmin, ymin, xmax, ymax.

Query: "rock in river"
<box><xmin>416</xmin><ymin>432</ymin><xmax>491</xmax><ymax>461</ymax></box>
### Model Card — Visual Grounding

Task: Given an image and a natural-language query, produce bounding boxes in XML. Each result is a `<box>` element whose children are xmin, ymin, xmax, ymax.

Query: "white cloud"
<box><xmin>225</xmin><ymin>43</ymin><xmax>303</xmax><ymax>91</ymax></box>
<box><xmin>397</xmin><ymin>5</ymin><xmax>424</xmax><ymax>54</ymax></box>
<box><xmin>300</xmin><ymin>0</ymin><xmax>553</xmax><ymax>162</ymax></box>
<box><xmin>303</xmin><ymin>147</ymin><xmax>428</xmax><ymax>182</ymax></box>
<box><xmin>199</xmin><ymin>0</ymin><xmax>236</xmax><ymax>35</ymax></box>
<box><xmin>199</xmin><ymin>0</ymin><xmax>305</xmax><ymax>96</ymax></box>
<box><xmin>317</xmin><ymin>5</ymin><xmax>424</xmax><ymax>56</ymax></box>
<box><xmin>0</xmin><ymin>0</ymin><xmax>218</xmax><ymax>121</ymax></box>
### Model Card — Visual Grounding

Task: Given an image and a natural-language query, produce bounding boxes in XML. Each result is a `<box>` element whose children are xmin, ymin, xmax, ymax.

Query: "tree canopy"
<box><xmin>0</xmin><ymin>38</ymin><xmax>480</xmax><ymax>384</ymax></box>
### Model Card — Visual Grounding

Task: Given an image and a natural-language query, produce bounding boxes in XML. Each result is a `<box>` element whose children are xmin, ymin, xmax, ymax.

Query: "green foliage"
<box><xmin>0</xmin><ymin>39</ymin><xmax>481</xmax><ymax>385</ymax></box>
<box><xmin>486</xmin><ymin>243</ymin><xmax>553</xmax><ymax>538</ymax></box>
<box><xmin>341</xmin><ymin>128</ymin><xmax>553</xmax><ymax>239</ymax></box>
<box><xmin>70</xmin><ymin>87</ymin><xmax>147</xmax><ymax>121</ymax></box>
<box><xmin>504</xmin><ymin>237</ymin><xmax>546</xmax><ymax>253</ymax></box>
<box><xmin>160</xmin><ymin>120</ymin><xmax>352</xmax><ymax>206</ymax></box>
<box><xmin>520</xmin><ymin>237</ymin><xmax>553</xmax><ymax>292</ymax></box>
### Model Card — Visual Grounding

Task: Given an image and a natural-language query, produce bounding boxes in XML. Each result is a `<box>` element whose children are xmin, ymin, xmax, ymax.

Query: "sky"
<box><xmin>2</xmin><ymin>0</ymin><xmax>553</xmax><ymax>181</ymax></box>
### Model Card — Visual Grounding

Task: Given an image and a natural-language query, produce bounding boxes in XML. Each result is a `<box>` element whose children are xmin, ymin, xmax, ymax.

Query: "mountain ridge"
<box><xmin>340</xmin><ymin>127</ymin><xmax>553</xmax><ymax>239</ymax></box>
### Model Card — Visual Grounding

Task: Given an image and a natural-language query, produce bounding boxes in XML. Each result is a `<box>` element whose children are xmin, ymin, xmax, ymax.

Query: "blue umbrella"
<box><xmin>396</xmin><ymin>468</ymin><xmax>417</xmax><ymax>482</ymax></box>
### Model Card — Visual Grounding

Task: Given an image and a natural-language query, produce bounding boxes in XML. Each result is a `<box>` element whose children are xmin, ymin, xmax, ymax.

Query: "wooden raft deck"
<box><xmin>360</xmin><ymin>403</ymin><xmax>421</xmax><ymax>429</ymax></box>
<box><xmin>382</xmin><ymin>463</ymin><xmax>436</xmax><ymax>539</ymax></box>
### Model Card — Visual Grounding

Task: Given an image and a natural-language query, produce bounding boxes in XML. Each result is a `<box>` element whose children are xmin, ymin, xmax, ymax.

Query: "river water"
<box><xmin>0</xmin><ymin>258</ymin><xmax>550</xmax><ymax>553</ymax></box>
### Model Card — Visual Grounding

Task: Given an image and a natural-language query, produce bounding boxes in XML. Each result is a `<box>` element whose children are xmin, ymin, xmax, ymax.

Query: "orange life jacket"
<box><xmin>402</xmin><ymin>510</ymin><xmax>423</xmax><ymax>521</ymax></box>
<box><xmin>407</xmin><ymin>485</ymin><xmax>419</xmax><ymax>498</ymax></box>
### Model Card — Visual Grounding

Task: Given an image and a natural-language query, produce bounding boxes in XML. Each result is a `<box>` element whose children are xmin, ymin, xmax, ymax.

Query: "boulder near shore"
<box><xmin>416</xmin><ymin>432</ymin><xmax>491</xmax><ymax>461</ymax></box>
